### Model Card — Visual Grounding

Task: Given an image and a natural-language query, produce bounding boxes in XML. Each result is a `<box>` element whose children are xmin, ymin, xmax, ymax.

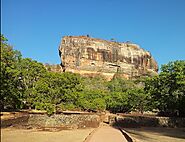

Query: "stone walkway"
<box><xmin>85</xmin><ymin>125</ymin><xmax>128</xmax><ymax>142</ymax></box>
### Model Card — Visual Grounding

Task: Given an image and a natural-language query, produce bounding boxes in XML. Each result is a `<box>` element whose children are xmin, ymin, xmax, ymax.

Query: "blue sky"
<box><xmin>2</xmin><ymin>0</ymin><xmax>185</xmax><ymax>69</ymax></box>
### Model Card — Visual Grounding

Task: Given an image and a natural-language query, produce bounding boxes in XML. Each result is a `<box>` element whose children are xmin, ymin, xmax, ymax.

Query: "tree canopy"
<box><xmin>1</xmin><ymin>35</ymin><xmax>184</xmax><ymax>116</ymax></box>
<box><xmin>145</xmin><ymin>60</ymin><xmax>185</xmax><ymax>116</ymax></box>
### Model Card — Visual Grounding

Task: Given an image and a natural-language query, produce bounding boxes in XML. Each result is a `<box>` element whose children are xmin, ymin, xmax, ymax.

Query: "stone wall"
<box><xmin>28</xmin><ymin>114</ymin><xmax>100</xmax><ymax>129</ymax></box>
<box><xmin>109</xmin><ymin>115</ymin><xmax>185</xmax><ymax>128</ymax></box>
<box><xmin>1</xmin><ymin>115</ymin><xmax>29</xmax><ymax>128</ymax></box>
<box><xmin>2</xmin><ymin>113</ymin><xmax>185</xmax><ymax>129</ymax></box>
<box><xmin>1</xmin><ymin>113</ymin><xmax>101</xmax><ymax>129</ymax></box>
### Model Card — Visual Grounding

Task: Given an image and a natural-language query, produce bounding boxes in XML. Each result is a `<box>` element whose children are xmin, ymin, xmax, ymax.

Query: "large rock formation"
<box><xmin>59</xmin><ymin>35</ymin><xmax>158</xmax><ymax>79</ymax></box>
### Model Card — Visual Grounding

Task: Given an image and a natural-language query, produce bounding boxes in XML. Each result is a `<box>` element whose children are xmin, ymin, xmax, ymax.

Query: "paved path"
<box><xmin>85</xmin><ymin>125</ymin><xmax>127</xmax><ymax>142</ymax></box>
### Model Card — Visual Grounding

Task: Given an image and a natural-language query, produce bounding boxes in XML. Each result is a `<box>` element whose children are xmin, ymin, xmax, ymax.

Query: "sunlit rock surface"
<box><xmin>59</xmin><ymin>35</ymin><xmax>158</xmax><ymax>79</ymax></box>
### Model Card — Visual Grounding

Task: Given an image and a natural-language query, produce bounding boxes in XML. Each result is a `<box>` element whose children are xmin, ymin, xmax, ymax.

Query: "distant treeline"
<box><xmin>1</xmin><ymin>35</ymin><xmax>185</xmax><ymax>116</ymax></box>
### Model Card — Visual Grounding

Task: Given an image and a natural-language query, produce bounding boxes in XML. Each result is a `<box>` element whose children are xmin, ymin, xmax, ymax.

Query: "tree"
<box><xmin>76</xmin><ymin>89</ymin><xmax>106</xmax><ymax>112</ymax></box>
<box><xmin>145</xmin><ymin>60</ymin><xmax>185</xmax><ymax>116</ymax></box>
<box><xmin>106</xmin><ymin>78</ymin><xmax>139</xmax><ymax>113</ymax></box>
<box><xmin>107</xmin><ymin>77</ymin><xmax>135</xmax><ymax>92</ymax></box>
<box><xmin>0</xmin><ymin>35</ymin><xmax>23</xmax><ymax>109</ymax></box>
<box><xmin>76</xmin><ymin>76</ymin><xmax>107</xmax><ymax>112</ymax></box>
<box><xmin>127</xmin><ymin>88</ymin><xmax>150</xmax><ymax>114</ymax></box>
<box><xmin>105</xmin><ymin>91</ymin><xmax>130</xmax><ymax>113</ymax></box>
<box><xmin>17</xmin><ymin>58</ymin><xmax>47</xmax><ymax>109</ymax></box>
<box><xmin>33</xmin><ymin>72</ymin><xmax>83</xmax><ymax>114</ymax></box>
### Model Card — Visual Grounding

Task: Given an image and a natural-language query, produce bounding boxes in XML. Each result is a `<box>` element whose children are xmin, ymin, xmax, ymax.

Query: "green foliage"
<box><xmin>77</xmin><ymin>90</ymin><xmax>106</xmax><ymax>111</ymax></box>
<box><xmin>1</xmin><ymin>35</ymin><xmax>23</xmax><ymax>109</ymax></box>
<box><xmin>75</xmin><ymin>76</ymin><xmax>107</xmax><ymax>112</ymax></box>
<box><xmin>105</xmin><ymin>77</ymin><xmax>150</xmax><ymax>113</ymax></box>
<box><xmin>1</xmin><ymin>35</ymin><xmax>184</xmax><ymax>117</ymax></box>
<box><xmin>82</xmin><ymin>76</ymin><xmax>108</xmax><ymax>92</ymax></box>
<box><xmin>127</xmin><ymin>88</ymin><xmax>150</xmax><ymax>114</ymax></box>
<box><xmin>35</xmin><ymin>102</ymin><xmax>55</xmax><ymax>116</ymax></box>
<box><xmin>105</xmin><ymin>91</ymin><xmax>130</xmax><ymax>113</ymax></box>
<box><xmin>32</xmin><ymin>72</ymin><xmax>83</xmax><ymax>113</ymax></box>
<box><xmin>18</xmin><ymin>58</ymin><xmax>47</xmax><ymax>108</ymax></box>
<box><xmin>145</xmin><ymin>60</ymin><xmax>185</xmax><ymax>116</ymax></box>
<box><xmin>107</xmin><ymin>77</ymin><xmax>135</xmax><ymax>92</ymax></box>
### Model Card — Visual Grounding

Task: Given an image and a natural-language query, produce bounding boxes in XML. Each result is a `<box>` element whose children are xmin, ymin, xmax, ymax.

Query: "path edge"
<box><xmin>118</xmin><ymin>127</ymin><xmax>137</xmax><ymax>142</ymax></box>
<box><xmin>83</xmin><ymin>125</ymin><xmax>102</xmax><ymax>142</ymax></box>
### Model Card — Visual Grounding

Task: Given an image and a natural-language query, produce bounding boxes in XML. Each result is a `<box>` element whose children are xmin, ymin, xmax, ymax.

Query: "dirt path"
<box><xmin>85</xmin><ymin>125</ymin><xmax>127</xmax><ymax>142</ymax></box>
<box><xmin>1</xmin><ymin>127</ymin><xmax>94</xmax><ymax>142</ymax></box>
<box><xmin>124</xmin><ymin>127</ymin><xmax>185</xmax><ymax>142</ymax></box>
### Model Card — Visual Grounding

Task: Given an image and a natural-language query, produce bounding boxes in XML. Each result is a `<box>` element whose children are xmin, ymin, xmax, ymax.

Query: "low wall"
<box><xmin>109</xmin><ymin>116</ymin><xmax>185</xmax><ymax>128</ymax></box>
<box><xmin>1</xmin><ymin>113</ymin><xmax>100</xmax><ymax>129</ymax></box>
<box><xmin>1</xmin><ymin>115</ymin><xmax>29</xmax><ymax>128</ymax></box>
<box><xmin>28</xmin><ymin>114</ymin><xmax>100</xmax><ymax>129</ymax></box>
<box><xmin>3</xmin><ymin>113</ymin><xmax>184</xmax><ymax>129</ymax></box>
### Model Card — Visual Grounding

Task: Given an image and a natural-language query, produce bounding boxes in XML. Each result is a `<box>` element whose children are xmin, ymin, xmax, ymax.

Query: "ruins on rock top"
<box><xmin>58</xmin><ymin>35</ymin><xmax>158</xmax><ymax>79</ymax></box>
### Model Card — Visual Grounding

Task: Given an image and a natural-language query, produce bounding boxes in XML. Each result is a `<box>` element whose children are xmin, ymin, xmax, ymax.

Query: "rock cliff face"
<box><xmin>59</xmin><ymin>36</ymin><xmax>158</xmax><ymax>79</ymax></box>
